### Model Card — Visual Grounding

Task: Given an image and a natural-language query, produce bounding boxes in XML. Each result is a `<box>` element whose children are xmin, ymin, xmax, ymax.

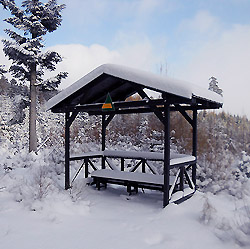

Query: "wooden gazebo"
<box><xmin>47</xmin><ymin>64</ymin><xmax>223</xmax><ymax>207</ymax></box>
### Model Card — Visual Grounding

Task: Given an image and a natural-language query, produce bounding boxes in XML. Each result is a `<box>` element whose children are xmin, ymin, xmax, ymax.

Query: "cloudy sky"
<box><xmin>0</xmin><ymin>0</ymin><xmax>250</xmax><ymax>117</ymax></box>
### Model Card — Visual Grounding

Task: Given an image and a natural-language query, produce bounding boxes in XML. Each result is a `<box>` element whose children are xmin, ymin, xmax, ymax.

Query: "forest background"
<box><xmin>1</xmin><ymin>75</ymin><xmax>250</xmax><ymax>196</ymax></box>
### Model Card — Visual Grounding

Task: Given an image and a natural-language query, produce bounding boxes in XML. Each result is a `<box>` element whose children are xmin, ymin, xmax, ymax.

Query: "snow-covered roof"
<box><xmin>47</xmin><ymin>63</ymin><xmax>223</xmax><ymax>110</ymax></box>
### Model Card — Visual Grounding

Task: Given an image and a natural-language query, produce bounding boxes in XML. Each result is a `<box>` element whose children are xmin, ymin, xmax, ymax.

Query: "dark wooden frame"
<box><xmin>50</xmin><ymin>73</ymin><xmax>222</xmax><ymax>207</ymax></box>
<box><xmin>62</xmin><ymin>97</ymin><xmax>208</xmax><ymax>207</ymax></box>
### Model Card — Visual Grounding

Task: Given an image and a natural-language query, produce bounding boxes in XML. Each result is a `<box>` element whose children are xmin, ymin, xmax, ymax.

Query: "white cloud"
<box><xmin>178</xmin><ymin>10</ymin><xmax>221</xmax><ymax>43</ymax></box>
<box><xmin>182</xmin><ymin>10</ymin><xmax>220</xmax><ymax>33</ymax></box>
<box><xmin>62</xmin><ymin>0</ymin><xmax>168</xmax><ymax>30</ymax></box>
<box><xmin>0</xmin><ymin>33</ymin><xmax>160</xmax><ymax>90</ymax></box>
<box><xmin>175</xmin><ymin>24</ymin><xmax>250</xmax><ymax>117</ymax></box>
<box><xmin>47</xmin><ymin>39</ymin><xmax>159</xmax><ymax>89</ymax></box>
<box><xmin>136</xmin><ymin>0</ymin><xmax>166</xmax><ymax>18</ymax></box>
<box><xmin>46</xmin><ymin>43</ymin><xmax>119</xmax><ymax>89</ymax></box>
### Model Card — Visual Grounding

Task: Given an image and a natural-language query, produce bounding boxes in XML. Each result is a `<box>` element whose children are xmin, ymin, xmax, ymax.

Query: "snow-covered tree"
<box><xmin>208</xmin><ymin>76</ymin><xmax>223</xmax><ymax>97</ymax></box>
<box><xmin>0</xmin><ymin>0</ymin><xmax>67</xmax><ymax>152</ymax></box>
<box><xmin>0</xmin><ymin>64</ymin><xmax>6</xmax><ymax>75</ymax></box>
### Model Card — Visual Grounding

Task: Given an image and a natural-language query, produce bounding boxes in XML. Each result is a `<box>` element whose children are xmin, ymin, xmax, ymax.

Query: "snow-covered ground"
<box><xmin>1</xmin><ymin>152</ymin><xmax>249</xmax><ymax>249</ymax></box>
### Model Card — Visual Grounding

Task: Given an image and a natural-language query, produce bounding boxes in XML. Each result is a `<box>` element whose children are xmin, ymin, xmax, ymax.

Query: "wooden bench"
<box><xmin>91</xmin><ymin>169</ymin><xmax>172</xmax><ymax>193</ymax></box>
<box><xmin>70</xmin><ymin>150</ymin><xmax>196</xmax><ymax>198</ymax></box>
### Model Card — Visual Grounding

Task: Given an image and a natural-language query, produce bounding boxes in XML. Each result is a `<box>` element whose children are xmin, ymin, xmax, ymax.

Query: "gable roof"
<box><xmin>47</xmin><ymin>63</ymin><xmax>223</xmax><ymax>111</ymax></box>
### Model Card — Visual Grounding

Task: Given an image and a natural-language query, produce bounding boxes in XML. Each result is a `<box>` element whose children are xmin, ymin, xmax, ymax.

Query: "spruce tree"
<box><xmin>0</xmin><ymin>0</ymin><xmax>67</xmax><ymax>152</ymax></box>
<box><xmin>0</xmin><ymin>65</ymin><xmax>6</xmax><ymax>75</ymax></box>
<box><xmin>208</xmin><ymin>76</ymin><xmax>223</xmax><ymax>97</ymax></box>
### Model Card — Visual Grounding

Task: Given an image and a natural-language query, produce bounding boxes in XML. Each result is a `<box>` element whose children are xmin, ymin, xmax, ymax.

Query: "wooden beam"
<box><xmin>88</xmin><ymin>104</ymin><xmax>220</xmax><ymax>116</ymax></box>
<box><xmin>68</xmin><ymin>111</ymin><xmax>78</xmax><ymax>126</ymax></box>
<box><xmin>52</xmin><ymin>99</ymin><xmax>221</xmax><ymax>115</ymax></box>
<box><xmin>102</xmin><ymin>114</ymin><xmax>106</xmax><ymax>169</ymax></box>
<box><xmin>142</xmin><ymin>159</ymin><xmax>146</xmax><ymax>173</ymax></box>
<box><xmin>104</xmin><ymin>113</ymin><xmax>115</xmax><ymax>127</ymax></box>
<box><xmin>84</xmin><ymin>158</ymin><xmax>89</xmax><ymax>178</ymax></box>
<box><xmin>130</xmin><ymin>160</ymin><xmax>143</xmax><ymax>172</ymax></box>
<box><xmin>133</xmin><ymin>86</ymin><xmax>165</xmax><ymax>124</ymax></box>
<box><xmin>163</xmin><ymin>102</ymin><xmax>170</xmax><ymax>208</ymax></box>
<box><xmin>71</xmin><ymin>161</ymin><xmax>85</xmax><ymax>184</ymax></box>
<box><xmin>192</xmin><ymin>109</ymin><xmax>197</xmax><ymax>189</ymax></box>
<box><xmin>184</xmin><ymin>168</ymin><xmax>195</xmax><ymax>189</ymax></box>
<box><xmin>53</xmin><ymin>98</ymin><xmax>164</xmax><ymax>113</ymax></box>
<box><xmin>65</xmin><ymin>112</ymin><xmax>70</xmax><ymax>190</ymax></box>
<box><xmin>179</xmin><ymin>167</ymin><xmax>184</xmax><ymax>191</ymax></box>
<box><xmin>121</xmin><ymin>158</ymin><xmax>125</xmax><ymax>171</ymax></box>
<box><xmin>175</xmin><ymin>104</ymin><xmax>193</xmax><ymax>126</ymax></box>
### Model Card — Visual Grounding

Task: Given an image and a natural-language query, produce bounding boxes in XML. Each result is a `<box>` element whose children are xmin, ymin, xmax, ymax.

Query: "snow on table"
<box><xmin>71</xmin><ymin>149</ymin><xmax>196</xmax><ymax>166</ymax></box>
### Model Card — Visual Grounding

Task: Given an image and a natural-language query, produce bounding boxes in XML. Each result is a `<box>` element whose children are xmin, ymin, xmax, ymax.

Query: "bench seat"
<box><xmin>91</xmin><ymin>169</ymin><xmax>175</xmax><ymax>192</ymax></box>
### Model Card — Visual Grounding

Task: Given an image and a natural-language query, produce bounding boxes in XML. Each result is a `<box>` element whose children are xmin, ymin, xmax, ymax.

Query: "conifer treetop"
<box><xmin>208</xmin><ymin>76</ymin><xmax>223</xmax><ymax>97</ymax></box>
<box><xmin>0</xmin><ymin>64</ymin><xmax>7</xmax><ymax>75</ymax></box>
<box><xmin>0</xmin><ymin>0</ymin><xmax>67</xmax><ymax>90</ymax></box>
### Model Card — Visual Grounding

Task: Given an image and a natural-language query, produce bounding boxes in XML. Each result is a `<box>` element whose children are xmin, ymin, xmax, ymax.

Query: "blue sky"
<box><xmin>1</xmin><ymin>0</ymin><xmax>250</xmax><ymax>117</ymax></box>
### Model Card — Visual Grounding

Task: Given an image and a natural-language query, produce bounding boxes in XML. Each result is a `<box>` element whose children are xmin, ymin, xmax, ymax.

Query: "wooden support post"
<box><xmin>121</xmin><ymin>158</ymin><xmax>125</xmax><ymax>171</ymax></box>
<box><xmin>65</xmin><ymin>112</ymin><xmax>70</xmax><ymax>190</ymax></box>
<box><xmin>192</xmin><ymin>109</ymin><xmax>197</xmax><ymax>189</ymax></box>
<box><xmin>84</xmin><ymin>158</ymin><xmax>89</xmax><ymax>178</ymax></box>
<box><xmin>102</xmin><ymin>114</ymin><xmax>106</xmax><ymax>169</ymax></box>
<box><xmin>180</xmin><ymin>166</ymin><xmax>184</xmax><ymax>191</ymax></box>
<box><xmin>142</xmin><ymin>159</ymin><xmax>146</xmax><ymax>173</ymax></box>
<box><xmin>163</xmin><ymin>102</ymin><xmax>170</xmax><ymax>208</ymax></box>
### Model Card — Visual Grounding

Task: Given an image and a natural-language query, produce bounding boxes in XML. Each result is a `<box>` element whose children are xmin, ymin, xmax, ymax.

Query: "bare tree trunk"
<box><xmin>29</xmin><ymin>63</ymin><xmax>37</xmax><ymax>152</ymax></box>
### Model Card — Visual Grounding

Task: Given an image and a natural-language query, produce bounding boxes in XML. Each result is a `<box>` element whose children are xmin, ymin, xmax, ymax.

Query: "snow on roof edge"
<box><xmin>46</xmin><ymin>63</ymin><xmax>223</xmax><ymax>110</ymax></box>
<box><xmin>46</xmin><ymin>65</ymin><xmax>105</xmax><ymax>110</ymax></box>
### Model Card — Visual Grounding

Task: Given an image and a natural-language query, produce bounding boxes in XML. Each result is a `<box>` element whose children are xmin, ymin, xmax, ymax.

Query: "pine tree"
<box><xmin>0</xmin><ymin>0</ymin><xmax>68</xmax><ymax>152</ymax></box>
<box><xmin>208</xmin><ymin>76</ymin><xmax>223</xmax><ymax>97</ymax></box>
<box><xmin>0</xmin><ymin>65</ymin><xmax>6</xmax><ymax>75</ymax></box>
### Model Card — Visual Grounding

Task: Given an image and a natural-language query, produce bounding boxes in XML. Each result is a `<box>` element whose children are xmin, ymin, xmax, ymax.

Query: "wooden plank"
<box><xmin>105</xmin><ymin>158</ymin><xmax>119</xmax><ymax>171</ymax></box>
<box><xmin>130</xmin><ymin>160</ymin><xmax>142</xmax><ymax>172</ymax></box>
<box><xmin>91</xmin><ymin>169</ymin><xmax>166</xmax><ymax>185</ymax></box>
<box><xmin>169</xmin><ymin>169</ymin><xmax>180</xmax><ymax>197</ymax></box>
<box><xmin>88</xmin><ymin>159</ymin><xmax>98</xmax><ymax>171</ymax></box>
<box><xmin>173</xmin><ymin>192</ymin><xmax>195</xmax><ymax>205</ymax></box>
<box><xmin>145</xmin><ymin>161</ymin><xmax>157</xmax><ymax>175</ymax></box>
<box><xmin>184</xmin><ymin>168</ymin><xmax>195</xmax><ymax>189</ymax></box>
<box><xmin>71</xmin><ymin>161</ymin><xmax>85</xmax><ymax>184</ymax></box>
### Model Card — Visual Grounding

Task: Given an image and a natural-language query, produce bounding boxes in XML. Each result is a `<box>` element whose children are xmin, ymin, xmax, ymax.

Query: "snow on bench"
<box><xmin>91</xmin><ymin>169</ymin><xmax>178</xmax><ymax>193</ymax></box>
<box><xmin>91</xmin><ymin>169</ymin><xmax>167</xmax><ymax>186</ymax></box>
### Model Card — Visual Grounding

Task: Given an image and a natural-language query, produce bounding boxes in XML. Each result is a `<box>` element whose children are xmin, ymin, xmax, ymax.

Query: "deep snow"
<box><xmin>1</xmin><ymin>174</ymin><xmax>249</xmax><ymax>249</ymax></box>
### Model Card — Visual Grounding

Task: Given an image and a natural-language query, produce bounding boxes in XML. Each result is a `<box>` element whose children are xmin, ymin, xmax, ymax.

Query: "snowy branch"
<box><xmin>9</xmin><ymin>64</ymin><xmax>29</xmax><ymax>81</ymax></box>
<box><xmin>0</xmin><ymin>0</ymin><xmax>24</xmax><ymax>19</ymax></box>
<box><xmin>40</xmin><ymin>71</ymin><xmax>68</xmax><ymax>90</ymax></box>
<box><xmin>39</xmin><ymin>50</ymin><xmax>63</xmax><ymax>71</ymax></box>
<box><xmin>0</xmin><ymin>65</ymin><xmax>7</xmax><ymax>75</ymax></box>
